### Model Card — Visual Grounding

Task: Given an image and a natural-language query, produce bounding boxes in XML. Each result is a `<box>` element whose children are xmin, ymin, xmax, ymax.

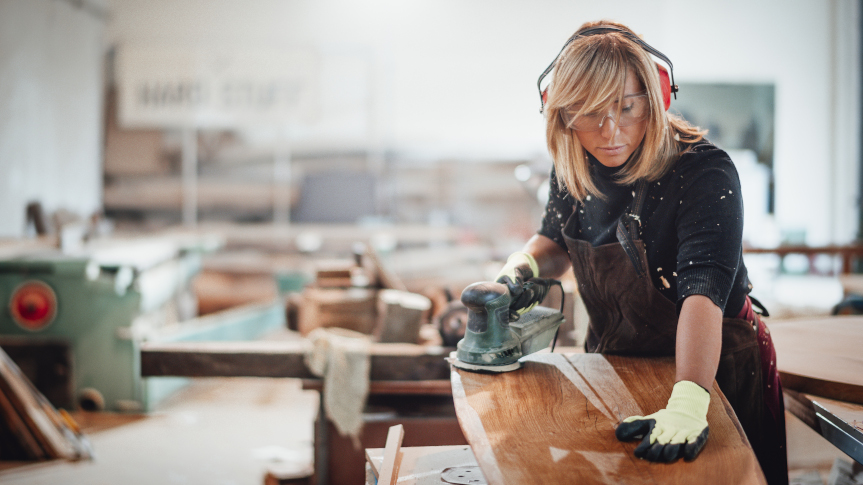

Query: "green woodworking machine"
<box><xmin>0</xmin><ymin>235</ymin><xmax>285</xmax><ymax>412</ymax></box>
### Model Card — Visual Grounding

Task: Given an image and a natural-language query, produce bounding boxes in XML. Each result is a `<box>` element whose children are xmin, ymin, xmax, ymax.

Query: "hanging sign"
<box><xmin>116</xmin><ymin>47</ymin><xmax>319</xmax><ymax>128</ymax></box>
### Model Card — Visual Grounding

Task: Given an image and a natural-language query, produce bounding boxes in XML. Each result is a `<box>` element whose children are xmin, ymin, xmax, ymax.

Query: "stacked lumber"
<box><xmin>0</xmin><ymin>346</ymin><xmax>91</xmax><ymax>461</ymax></box>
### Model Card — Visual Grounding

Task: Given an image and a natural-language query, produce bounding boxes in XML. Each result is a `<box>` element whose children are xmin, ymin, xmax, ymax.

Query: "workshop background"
<box><xmin>0</xmin><ymin>0</ymin><xmax>862</xmax><ymax>484</ymax></box>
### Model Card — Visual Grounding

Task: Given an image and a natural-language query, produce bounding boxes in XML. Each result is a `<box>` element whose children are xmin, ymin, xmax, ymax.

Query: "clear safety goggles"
<box><xmin>559</xmin><ymin>94</ymin><xmax>650</xmax><ymax>132</ymax></box>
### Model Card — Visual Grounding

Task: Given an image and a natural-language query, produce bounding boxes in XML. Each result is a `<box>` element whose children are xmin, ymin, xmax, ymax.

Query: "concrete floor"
<box><xmin>0</xmin><ymin>378</ymin><xmax>318</xmax><ymax>485</ymax></box>
<box><xmin>0</xmin><ymin>376</ymin><xmax>855</xmax><ymax>485</ymax></box>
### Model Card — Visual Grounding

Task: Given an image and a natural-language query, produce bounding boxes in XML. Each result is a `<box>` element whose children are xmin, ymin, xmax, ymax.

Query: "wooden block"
<box><xmin>451</xmin><ymin>353</ymin><xmax>766</xmax><ymax>484</ymax></box>
<box><xmin>376</xmin><ymin>290</ymin><xmax>432</xmax><ymax>344</ymax></box>
<box><xmin>297</xmin><ymin>287</ymin><xmax>377</xmax><ymax>336</ymax></box>
<box><xmin>379</xmin><ymin>424</ymin><xmax>404</xmax><ymax>485</ymax></box>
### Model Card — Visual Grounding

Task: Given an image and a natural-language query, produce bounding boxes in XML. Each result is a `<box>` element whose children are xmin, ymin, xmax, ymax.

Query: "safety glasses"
<box><xmin>559</xmin><ymin>94</ymin><xmax>649</xmax><ymax>132</ymax></box>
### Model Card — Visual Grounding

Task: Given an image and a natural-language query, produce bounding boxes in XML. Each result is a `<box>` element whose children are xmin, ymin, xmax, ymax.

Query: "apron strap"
<box><xmin>615</xmin><ymin>179</ymin><xmax>649</xmax><ymax>277</ymax></box>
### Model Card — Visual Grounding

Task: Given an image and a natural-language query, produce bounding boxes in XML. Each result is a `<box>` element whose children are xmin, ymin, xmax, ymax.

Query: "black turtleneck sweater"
<box><xmin>538</xmin><ymin>140</ymin><xmax>751</xmax><ymax>317</ymax></box>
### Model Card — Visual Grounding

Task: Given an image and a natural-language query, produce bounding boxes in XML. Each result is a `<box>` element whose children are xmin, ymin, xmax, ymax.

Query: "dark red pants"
<box><xmin>737</xmin><ymin>296</ymin><xmax>788</xmax><ymax>485</ymax></box>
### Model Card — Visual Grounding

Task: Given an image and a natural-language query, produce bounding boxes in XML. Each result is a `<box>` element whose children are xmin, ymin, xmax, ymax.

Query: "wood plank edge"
<box><xmin>379</xmin><ymin>424</ymin><xmax>404</xmax><ymax>485</ymax></box>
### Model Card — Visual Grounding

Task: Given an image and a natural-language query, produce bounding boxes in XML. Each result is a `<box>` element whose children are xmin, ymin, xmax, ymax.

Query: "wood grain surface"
<box><xmin>451</xmin><ymin>353</ymin><xmax>766</xmax><ymax>485</ymax></box>
<box><xmin>770</xmin><ymin>316</ymin><xmax>863</xmax><ymax>404</ymax></box>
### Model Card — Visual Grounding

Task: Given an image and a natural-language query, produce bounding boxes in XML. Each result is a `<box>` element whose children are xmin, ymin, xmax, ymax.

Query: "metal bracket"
<box><xmin>441</xmin><ymin>466</ymin><xmax>487</xmax><ymax>485</ymax></box>
<box><xmin>814</xmin><ymin>401</ymin><xmax>863</xmax><ymax>465</ymax></box>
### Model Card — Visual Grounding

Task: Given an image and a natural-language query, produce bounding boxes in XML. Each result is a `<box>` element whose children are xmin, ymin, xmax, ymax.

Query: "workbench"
<box><xmin>450</xmin><ymin>353</ymin><xmax>766</xmax><ymax>485</ymax></box>
<box><xmin>770</xmin><ymin>316</ymin><xmax>863</xmax><ymax>465</ymax></box>
<box><xmin>140</xmin><ymin>336</ymin><xmax>462</xmax><ymax>485</ymax></box>
<box><xmin>141</xmin><ymin>317</ymin><xmax>863</xmax><ymax>485</ymax></box>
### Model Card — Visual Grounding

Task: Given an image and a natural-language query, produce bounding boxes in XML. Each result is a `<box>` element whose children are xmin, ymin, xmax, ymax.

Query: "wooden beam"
<box><xmin>140</xmin><ymin>340</ymin><xmax>453</xmax><ymax>381</ymax></box>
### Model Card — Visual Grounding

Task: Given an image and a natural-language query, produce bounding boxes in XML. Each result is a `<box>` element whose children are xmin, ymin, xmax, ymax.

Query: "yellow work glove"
<box><xmin>495</xmin><ymin>252</ymin><xmax>540</xmax><ymax>315</ymax></box>
<box><xmin>615</xmin><ymin>380</ymin><xmax>710</xmax><ymax>462</ymax></box>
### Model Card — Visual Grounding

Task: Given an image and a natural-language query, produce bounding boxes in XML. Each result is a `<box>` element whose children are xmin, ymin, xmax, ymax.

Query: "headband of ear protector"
<box><xmin>537</xmin><ymin>26</ymin><xmax>678</xmax><ymax>113</ymax></box>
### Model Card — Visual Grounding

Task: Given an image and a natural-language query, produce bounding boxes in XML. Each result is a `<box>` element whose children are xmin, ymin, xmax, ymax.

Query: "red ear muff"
<box><xmin>657</xmin><ymin>63</ymin><xmax>672</xmax><ymax>111</ymax></box>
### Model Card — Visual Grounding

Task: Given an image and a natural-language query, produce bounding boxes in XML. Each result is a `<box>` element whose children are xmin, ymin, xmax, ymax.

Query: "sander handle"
<box><xmin>512</xmin><ymin>277</ymin><xmax>565</xmax><ymax>315</ymax></box>
<box><xmin>515</xmin><ymin>277</ymin><xmax>565</xmax><ymax>352</ymax></box>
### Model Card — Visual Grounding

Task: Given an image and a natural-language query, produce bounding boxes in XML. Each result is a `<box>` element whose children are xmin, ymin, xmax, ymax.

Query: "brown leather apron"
<box><xmin>562</xmin><ymin>180</ymin><xmax>788</xmax><ymax>485</ymax></box>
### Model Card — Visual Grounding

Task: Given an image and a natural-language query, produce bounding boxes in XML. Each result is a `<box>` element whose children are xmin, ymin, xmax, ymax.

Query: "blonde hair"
<box><xmin>545</xmin><ymin>20</ymin><xmax>706</xmax><ymax>200</ymax></box>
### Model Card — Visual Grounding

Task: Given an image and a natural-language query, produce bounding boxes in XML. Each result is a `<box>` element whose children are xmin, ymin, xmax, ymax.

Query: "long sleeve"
<box><xmin>672</xmin><ymin>153</ymin><xmax>745</xmax><ymax>313</ymax></box>
<box><xmin>538</xmin><ymin>167</ymin><xmax>574</xmax><ymax>251</ymax></box>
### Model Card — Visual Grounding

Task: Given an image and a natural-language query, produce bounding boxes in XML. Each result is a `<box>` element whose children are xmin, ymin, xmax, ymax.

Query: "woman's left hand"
<box><xmin>615</xmin><ymin>380</ymin><xmax>710</xmax><ymax>462</ymax></box>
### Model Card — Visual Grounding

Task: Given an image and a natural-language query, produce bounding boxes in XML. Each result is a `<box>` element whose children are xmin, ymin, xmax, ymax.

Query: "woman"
<box><xmin>496</xmin><ymin>20</ymin><xmax>787</xmax><ymax>484</ymax></box>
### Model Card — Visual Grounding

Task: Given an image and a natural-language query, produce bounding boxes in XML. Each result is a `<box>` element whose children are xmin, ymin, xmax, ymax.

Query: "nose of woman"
<box><xmin>598</xmin><ymin>114</ymin><xmax>620</xmax><ymax>140</ymax></box>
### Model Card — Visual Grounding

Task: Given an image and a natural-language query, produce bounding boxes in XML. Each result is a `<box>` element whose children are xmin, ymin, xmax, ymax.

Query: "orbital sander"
<box><xmin>450</xmin><ymin>277</ymin><xmax>565</xmax><ymax>373</ymax></box>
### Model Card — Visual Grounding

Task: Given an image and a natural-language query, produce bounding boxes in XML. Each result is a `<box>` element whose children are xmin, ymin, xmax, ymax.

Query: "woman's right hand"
<box><xmin>495</xmin><ymin>252</ymin><xmax>540</xmax><ymax>313</ymax></box>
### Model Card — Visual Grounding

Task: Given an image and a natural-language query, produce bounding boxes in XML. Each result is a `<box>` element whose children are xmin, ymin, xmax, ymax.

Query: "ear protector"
<box><xmin>537</xmin><ymin>26</ymin><xmax>678</xmax><ymax>113</ymax></box>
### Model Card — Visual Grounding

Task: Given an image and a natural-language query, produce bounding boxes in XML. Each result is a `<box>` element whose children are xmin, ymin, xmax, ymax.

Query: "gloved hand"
<box><xmin>615</xmin><ymin>380</ymin><xmax>710</xmax><ymax>463</ymax></box>
<box><xmin>495</xmin><ymin>252</ymin><xmax>540</xmax><ymax>314</ymax></box>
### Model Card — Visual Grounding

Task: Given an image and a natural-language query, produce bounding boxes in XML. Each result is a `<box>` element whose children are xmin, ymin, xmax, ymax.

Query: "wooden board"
<box><xmin>365</xmin><ymin>445</ymin><xmax>478</xmax><ymax>485</ymax></box>
<box><xmin>0</xmin><ymin>379</ymin><xmax>46</xmax><ymax>459</ymax></box>
<box><xmin>0</xmin><ymin>348</ymin><xmax>76</xmax><ymax>459</ymax></box>
<box><xmin>379</xmin><ymin>424</ymin><xmax>405</xmax><ymax>485</ymax></box>
<box><xmin>769</xmin><ymin>316</ymin><xmax>863</xmax><ymax>404</ymax></box>
<box><xmin>451</xmin><ymin>353</ymin><xmax>766</xmax><ymax>485</ymax></box>
<box><xmin>140</xmin><ymin>340</ymin><xmax>453</xmax><ymax>381</ymax></box>
<box><xmin>0</xmin><ymin>347</ymin><xmax>89</xmax><ymax>460</ymax></box>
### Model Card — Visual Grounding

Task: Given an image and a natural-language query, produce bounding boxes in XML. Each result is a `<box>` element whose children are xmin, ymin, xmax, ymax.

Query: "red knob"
<box><xmin>9</xmin><ymin>281</ymin><xmax>57</xmax><ymax>331</ymax></box>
